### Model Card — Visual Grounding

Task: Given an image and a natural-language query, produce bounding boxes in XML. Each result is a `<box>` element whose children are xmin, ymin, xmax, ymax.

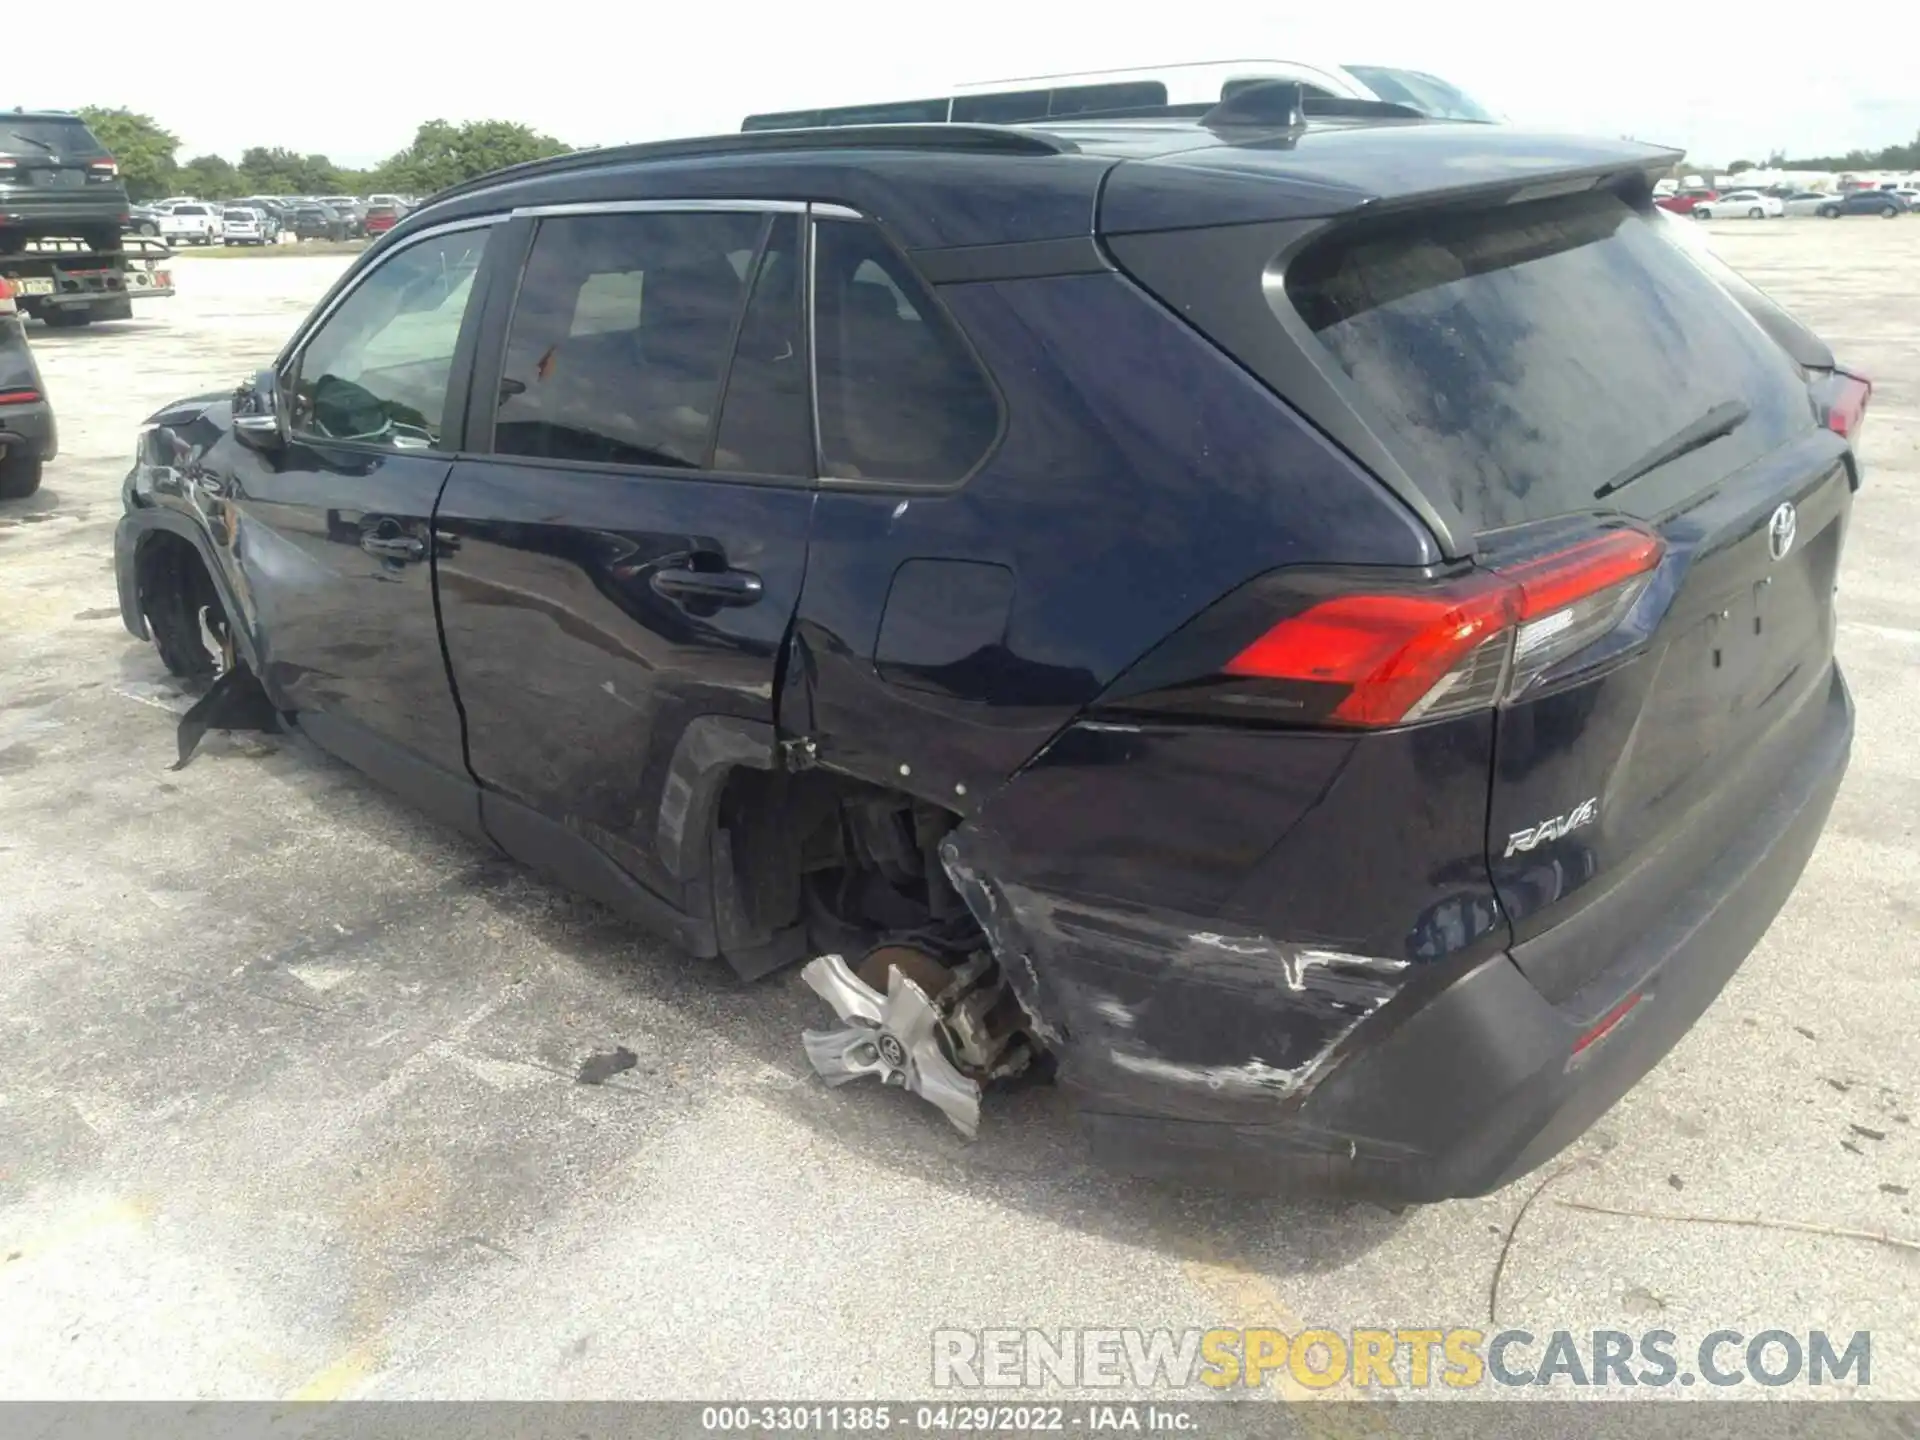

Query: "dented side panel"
<box><xmin>944</xmin><ymin>711</ymin><xmax>1508</xmax><ymax>1127</ymax></box>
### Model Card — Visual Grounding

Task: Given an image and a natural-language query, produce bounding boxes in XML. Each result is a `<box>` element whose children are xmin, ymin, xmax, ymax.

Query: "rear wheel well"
<box><xmin>710</xmin><ymin>765</ymin><xmax>980</xmax><ymax>973</ymax></box>
<box><xmin>136</xmin><ymin>530</ymin><xmax>225</xmax><ymax>679</ymax></box>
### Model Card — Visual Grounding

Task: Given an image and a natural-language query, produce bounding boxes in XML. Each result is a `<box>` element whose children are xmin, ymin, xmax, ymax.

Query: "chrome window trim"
<box><xmin>509</xmin><ymin>198</ymin><xmax>809</xmax><ymax>218</ymax></box>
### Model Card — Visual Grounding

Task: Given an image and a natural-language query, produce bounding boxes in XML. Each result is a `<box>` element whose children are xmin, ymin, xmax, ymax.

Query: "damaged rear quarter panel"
<box><xmin>943</xmin><ymin>712</ymin><xmax>1508</xmax><ymax>1125</ymax></box>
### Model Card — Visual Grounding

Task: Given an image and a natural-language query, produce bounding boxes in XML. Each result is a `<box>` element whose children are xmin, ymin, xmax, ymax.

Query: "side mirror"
<box><xmin>233</xmin><ymin>367</ymin><xmax>288</xmax><ymax>452</ymax></box>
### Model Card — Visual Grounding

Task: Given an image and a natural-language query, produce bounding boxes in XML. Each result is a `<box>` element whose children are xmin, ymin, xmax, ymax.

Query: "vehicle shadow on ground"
<box><xmin>426</xmin><ymin>790</ymin><xmax>1416</xmax><ymax>1279</ymax></box>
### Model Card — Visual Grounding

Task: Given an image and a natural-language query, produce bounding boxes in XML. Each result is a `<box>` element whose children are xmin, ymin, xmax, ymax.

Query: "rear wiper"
<box><xmin>1594</xmin><ymin>399</ymin><xmax>1750</xmax><ymax>499</ymax></box>
<box><xmin>5</xmin><ymin>131</ymin><xmax>57</xmax><ymax>153</ymax></box>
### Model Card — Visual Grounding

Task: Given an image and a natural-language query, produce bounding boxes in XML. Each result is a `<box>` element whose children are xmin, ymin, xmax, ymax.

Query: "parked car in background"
<box><xmin>1819</xmin><ymin>190</ymin><xmax>1909</xmax><ymax>217</ymax></box>
<box><xmin>318</xmin><ymin>196</ymin><xmax>368</xmax><ymax>237</ymax></box>
<box><xmin>1782</xmin><ymin>191</ymin><xmax>1832</xmax><ymax>217</ymax></box>
<box><xmin>1891</xmin><ymin>189</ymin><xmax>1920</xmax><ymax>210</ymax></box>
<box><xmin>363</xmin><ymin>203</ymin><xmax>401</xmax><ymax>236</ymax></box>
<box><xmin>0</xmin><ymin>283</ymin><xmax>57</xmax><ymax>498</ymax></box>
<box><xmin>365</xmin><ymin>192</ymin><xmax>409</xmax><ymax>212</ymax></box>
<box><xmin>287</xmin><ymin>203</ymin><xmax>348</xmax><ymax>241</ymax></box>
<box><xmin>116</xmin><ymin>103</ymin><xmax>1869</xmax><ymax>1199</ymax></box>
<box><xmin>157</xmin><ymin>203</ymin><xmax>223</xmax><ymax>245</ymax></box>
<box><xmin>222</xmin><ymin>208</ymin><xmax>266</xmax><ymax>245</ymax></box>
<box><xmin>1654</xmin><ymin>188</ymin><xmax>1717</xmax><ymax>215</ymax></box>
<box><xmin>0</xmin><ymin>110</ymin><xmax>130</xmax><ymax>253</ymax></box>
<box><xmin>129</xmin><ymin>205</ymin><xmax>164</xmax><ymax>236</ymax></box>
<box><xmin>1692</xmin><ymin>190</ymin><xmax>1783</xmax><ymax>219</ymax></box>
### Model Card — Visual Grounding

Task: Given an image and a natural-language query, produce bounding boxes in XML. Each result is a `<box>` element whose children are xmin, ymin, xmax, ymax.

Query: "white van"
<box><xmin>743</xmin><ymin>58</ymin><xmax>1500</xmax><ymax>130</ymax></box>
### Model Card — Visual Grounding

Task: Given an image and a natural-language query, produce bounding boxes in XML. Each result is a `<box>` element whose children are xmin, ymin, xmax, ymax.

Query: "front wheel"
<box><xmin>1819</xmin><ymin>206</ymin><xmax>1839</xmax><ymax>218</ymax></box>
<box><xmin>0</xmin><ymin>452</ymin><xmax>43</xmax><ymax>500</ymax></box>
<box><xmin>1748</xmin><ymin>207</ymin><xmax>1764</xmax><ymax>219</ymax></box>
<box><xmin>1883</xmin><ymin>205</ymin><xmax>1899</xmax><ymax>218</ymax></box>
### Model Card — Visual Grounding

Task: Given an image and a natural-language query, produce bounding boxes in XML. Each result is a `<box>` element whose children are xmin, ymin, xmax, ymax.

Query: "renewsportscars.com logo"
<box><xmin>932</xmin><ymin>1328</ymin><xmax>1871</xmax><ymax>1391</ymax></box>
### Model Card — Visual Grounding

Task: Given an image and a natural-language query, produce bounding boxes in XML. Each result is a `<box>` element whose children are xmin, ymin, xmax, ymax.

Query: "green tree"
<box><xmin>1727</xmin><ymin>159</ymin><xmax>1753</xmax><ymax>174</ymax></box>
<box><xmin>76</xmin><ymin>107</ymin><xmax>178</xmax><ymax>200</ymax></box>
<box><xmin>177</xmin><ymin>154</ymin><xmax>241</xmax><ymax>199</ymax></box>
<box><xmin>236</xmin><ymin>147</ymin><xmax>342</xmax><ymax>195</ymax></box>
<box><xmin>373</xmin><ymin>119</ymin><xmax>571</xmax><ymax>195</ymax></box>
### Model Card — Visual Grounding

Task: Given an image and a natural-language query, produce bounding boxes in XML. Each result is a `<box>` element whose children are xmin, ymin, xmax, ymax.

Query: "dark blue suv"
<box><xmin>114</xmin><ymin>89</ymin><xmax>1870</xmax><ymax>1200</ymax></box>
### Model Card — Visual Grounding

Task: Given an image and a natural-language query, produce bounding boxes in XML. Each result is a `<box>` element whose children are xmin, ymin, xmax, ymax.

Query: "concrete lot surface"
<box><xmin>2</xmin><ymin>220</ymin><xmax>1918</xmax><ymax>1402</ymax></box>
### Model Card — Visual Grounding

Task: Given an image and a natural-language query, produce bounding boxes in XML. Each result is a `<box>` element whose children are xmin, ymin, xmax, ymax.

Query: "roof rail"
<box><xmin>423</xmin><ymin>124</ymin><xmax>1076</xmax><ymax>209</ymax></box>
<box><xmin>1032</xmin><ymin>86</ymin><xmax>1431</xmax><ymax>131</ymax></box>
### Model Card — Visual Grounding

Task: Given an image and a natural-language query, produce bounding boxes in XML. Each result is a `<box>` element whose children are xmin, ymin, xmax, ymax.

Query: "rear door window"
<box><xmin>811</xmin><ymin>219</ymin><xmax>998</xmax><ymax>484</ymax></box>
<box><xmin>1284</xmin><ymin>190</ymin><xmax>1815</xmax><ymax>531</ymax></box>
<box><xmin>491</xmin><ymin>209</ymin><xmax>766</xmax><ymax>470</ymax></box>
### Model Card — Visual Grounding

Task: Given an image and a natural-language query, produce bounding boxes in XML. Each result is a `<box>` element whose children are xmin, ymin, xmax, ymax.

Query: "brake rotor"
<box><xmin>856</xmin><ymin>944</ymin><xmax>956</xmax><ymax>1000</ymax></box>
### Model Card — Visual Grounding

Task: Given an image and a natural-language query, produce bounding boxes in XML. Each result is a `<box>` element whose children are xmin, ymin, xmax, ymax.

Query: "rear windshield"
<box><xmin>1</xmin><ymin>118</ymin><xmax>105</xmax><ymax>157</ymax></box>
<box><xmin>225</xmin><ymin>210</ymin><xmax>253</xmax><ymax>220</ymax></box>
<box><xmin>1284</xmin><ymin>190</ymin><xmax>1815</xmax><ymax>531</ymax></box>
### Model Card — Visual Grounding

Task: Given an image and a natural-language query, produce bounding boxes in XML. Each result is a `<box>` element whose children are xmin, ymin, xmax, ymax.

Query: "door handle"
<box><xmin>650</xmin><ymin>566</ymin><xmax>764</xmax><ymax>606</ymax></box>
<box><xmin>361</xmin><ymin>533</ymin><xmax>426</xmax><ymax>561</ymax></box>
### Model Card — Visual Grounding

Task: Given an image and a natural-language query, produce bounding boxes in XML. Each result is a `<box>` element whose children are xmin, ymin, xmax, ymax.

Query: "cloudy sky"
<box><xmin>24</xmin><ymin>0</ymin><xmax>1919</xmax><ymax>169</ymax></box>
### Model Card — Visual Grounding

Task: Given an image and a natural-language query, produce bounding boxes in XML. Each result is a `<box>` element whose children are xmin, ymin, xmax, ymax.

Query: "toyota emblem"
<box><xmin>1767</xmin><ymin>502</ymin><xmax>1797</xmax><ymax>561</ymax></box>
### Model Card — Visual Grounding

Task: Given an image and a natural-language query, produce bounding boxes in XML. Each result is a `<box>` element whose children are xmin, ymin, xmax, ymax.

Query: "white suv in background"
<box><xmin>221</xmin><ymin>208</ymin><xmax>265</xmax><ymax>246</ymax></box>
<box><xmin>157</xmin><ymin>203</ymin><xmax>223</xmax><ymax>246</ymax></box>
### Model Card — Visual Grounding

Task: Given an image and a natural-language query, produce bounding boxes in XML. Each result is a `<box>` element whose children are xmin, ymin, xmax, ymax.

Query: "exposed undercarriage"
<box><xmin>717</xmin><ymin>765</ymin><xmax>1044</xmax><ymax>1137</ymax></box>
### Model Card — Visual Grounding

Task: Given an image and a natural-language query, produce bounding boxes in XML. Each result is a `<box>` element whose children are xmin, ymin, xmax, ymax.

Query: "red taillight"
<box><xmin>1226</xmin><ymin>582</ymin><xmax>1515</xmax><ymax>726</ymax></box>
<box><xmin>1224</xmin><ymin>528</ymin><xmax>1664</xmax><ymax>728</ymax></box>
<box><xmin>1822</xmin><ymin>371</ymin><xmax>1871</xmax><ymax>440</ymax></box>
<box><xmin>0</xmin><ymin>389</ymin><xmax>41</xmax><ymax>405</ymax></box>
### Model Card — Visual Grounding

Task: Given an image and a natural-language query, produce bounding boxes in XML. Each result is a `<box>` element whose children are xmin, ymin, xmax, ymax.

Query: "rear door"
<box><xmin>434</xmin><ymin>202</ymin><xmax>815</xmax><ymax>901</ymax></box>
<box><xmin>1284</xmin><ymin>188</ymin><xmax>1849</xmax><ymax>995</ymax></box>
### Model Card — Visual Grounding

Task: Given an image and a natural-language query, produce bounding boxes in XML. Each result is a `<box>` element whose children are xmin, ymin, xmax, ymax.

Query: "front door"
<box><xmin>218</xmin><ymin>222</ymin><xmax>495</xmax><ymax>799</ymax></box>
<box><xmin>433</xmin><ymin>205</ymin><xmax>815</xmax><ymax>906</ymax></box>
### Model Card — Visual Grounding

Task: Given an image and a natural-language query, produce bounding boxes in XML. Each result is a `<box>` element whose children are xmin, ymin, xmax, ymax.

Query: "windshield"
<box><xmin>225</xmin><ymin>210</ymin><xmax>253</xmax><ymax>221</ymax></box>
<box><xmin>175</xmin><ymin>205</ymin><xmax>207</xmax><ymax>216</ymax></box>
<box><xmin>1342</xmin><ymin>64</ymin><xmax>1498</xmax><ymax>123</ymax></box>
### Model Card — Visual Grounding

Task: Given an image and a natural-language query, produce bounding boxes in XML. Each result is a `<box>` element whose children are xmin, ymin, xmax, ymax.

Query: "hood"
<box><xmin>143</xmin><ymin>390</ymin><xmax>235</xmax><ymax>429</ymax></box>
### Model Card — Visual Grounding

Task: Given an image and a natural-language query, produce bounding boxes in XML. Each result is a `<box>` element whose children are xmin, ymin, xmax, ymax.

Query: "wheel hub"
<box><xmin>800</xmin><ymin>952</ymin><xmax>983</xmax><ymax>1138</ymax></box>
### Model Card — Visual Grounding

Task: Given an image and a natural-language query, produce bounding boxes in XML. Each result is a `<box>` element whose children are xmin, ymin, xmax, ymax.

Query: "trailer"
<box><xmin>0</xmin><ymin>233</ymin><xmax>174</xmax><ymax>328</ymax></box>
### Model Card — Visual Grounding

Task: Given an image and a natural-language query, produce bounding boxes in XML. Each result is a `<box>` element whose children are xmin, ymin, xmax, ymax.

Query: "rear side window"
<box><xmin>1285</xmin><ymin>191</ymin><xmax>1815</xmax><ymax>531</ymax></box>
<box><xmin>812</xmin><ymin>220</ymin><xmax>998</xmax><ymax>484</ymax></box>
<box><xmin>492</xmin><ymin>210</ymin><xmax>777</xmax><ymax>472</ymax></box>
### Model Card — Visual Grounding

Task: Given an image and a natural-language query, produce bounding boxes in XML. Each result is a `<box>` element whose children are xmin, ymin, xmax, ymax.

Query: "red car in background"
<box><xmin>363</xmin><ymin>204</ymin><xmax>401</xmax><ymax>236</ymax></box>
<box><xmin>1656</xmin><ymin>188</ymin><xmax>1719</xmax><ymax>215</ymax></box>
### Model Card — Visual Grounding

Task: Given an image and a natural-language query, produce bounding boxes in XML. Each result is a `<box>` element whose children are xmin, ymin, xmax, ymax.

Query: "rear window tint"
<box><xmin>1285</xmin><ymin>191</ymin><xmax>1814</xmax><ymax>531</ymax></box>
<box><xmin>1</xmin><ymin>118</ymin><xmax>104</xmax><ymax>156</ymax></box>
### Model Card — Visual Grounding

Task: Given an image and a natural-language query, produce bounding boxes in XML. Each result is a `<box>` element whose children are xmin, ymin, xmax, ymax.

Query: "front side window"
<box><xmin>290</xmin><ymin>226</ymin><xmax>490</xmax><ymax>449</ymax></box>
<box><xmin>812</xmin><ymin>220</ymin><xmax>998</xmax><ymax>484</ymax></box>
<box><xmin>491</xmin><ymin>209</ymin><xmax>772</xmax><ymax>470</ymax></box>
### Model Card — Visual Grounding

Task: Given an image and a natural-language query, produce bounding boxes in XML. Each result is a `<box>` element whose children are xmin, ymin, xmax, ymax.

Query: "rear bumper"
<box><xmin>1023</xmin><ymin>666</ymin><xmax>1852</xmax><ymax>1202</ymax></box>
<box><xmin>0</xmin><ymin>194</ymin><xmax>127</xmax><ymax>230</ymax></box>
